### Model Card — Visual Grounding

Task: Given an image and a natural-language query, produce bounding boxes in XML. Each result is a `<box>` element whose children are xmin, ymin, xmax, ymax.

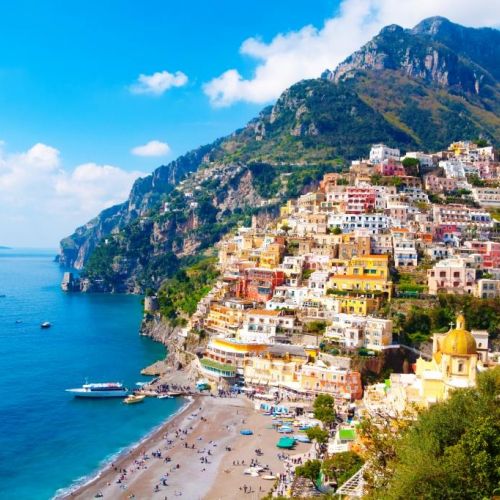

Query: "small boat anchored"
<box><xmin>158</xmin><ymin>394</ymin><xmax>173</xmax><ymax>399</ymax></box>
<box><xmin>40</xmin><ymin>322</ymin><xmax>51</xmax><ymax>329</ymax></box>
<box><xmin>66</xmin><ymin>382</ymin><xmax>128</xmax><ymax>398</ymax></box>
<box><xmin>124</xmin><ymin>394</ymin><xmax>146</xmax><ymax>404</ymax></box>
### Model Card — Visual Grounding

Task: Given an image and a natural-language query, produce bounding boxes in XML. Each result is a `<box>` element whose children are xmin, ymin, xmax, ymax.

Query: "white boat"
<box><xmin>40</xmin><ymin>322</ymin><xmax>51</xmax><ymax>329</ymax></box>
<box><xmin>66</xmin><ymin>382</ymin><xmax>128</xmax><ymax>398</ymax></box>
<box><xmin>158</xmin><ymin>394</ymin><xmax>173</xmax><ymax>399</ymax></box>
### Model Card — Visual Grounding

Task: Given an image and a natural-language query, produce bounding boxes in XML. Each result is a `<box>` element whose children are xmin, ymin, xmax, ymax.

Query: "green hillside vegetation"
<box><xmin>353</xmin><ymin>71</ymin><xmax>500</xmax><ymax>150</ymax></box>
<box><xmin>388</xmin><ymin>294</ymin><xmax>500</xmax><ymax>344</ymax></box>
<box><xmin>215</xmin><ymin>79</ymin><xmax>418</xmax><ymax>164</ymax></box>
<box><xmin>156</xmin><ymin>256</ymin><xmax>219</xmax><ymax>326</ymax></box>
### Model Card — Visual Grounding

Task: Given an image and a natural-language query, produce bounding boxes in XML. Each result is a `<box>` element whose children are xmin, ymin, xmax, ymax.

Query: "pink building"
<box><xmin>464</xmin><ymin>241</ymin><xmax>500</xmax><ymax>269</ymax></box>
<box><xmin>375</xmin><ymin>159</ymin><xmax>406</xmax><ymax>177</ymax></box>
<box><xmin>434</xmin><ymin>224</ymin><xmax>460</xmax><ymax>243</ymax></box>
<box><xmin>427</xmin><ymin>258</ymin><xmax>476</xmax><ymax>295</ymax></box>
<box><xmin>424</xmin><ymin>175</ymin><xmax>457</xmax><ymax>194</ymax></box>
<box><xmin>344</xmin><ymin>187</ymin><xmax>376</xmax><ymax>214</ymax></box>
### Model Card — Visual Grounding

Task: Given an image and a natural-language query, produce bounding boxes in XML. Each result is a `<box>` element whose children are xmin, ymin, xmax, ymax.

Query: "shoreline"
<box><xmin>58</xmin><ymin>395</ymin><xmax>199</xmax><ymax>499</ymax></box>
<box><xmin>61</xmin><ymin>394</ymin><xmax>313</xmax><ymax>500</ymax></box>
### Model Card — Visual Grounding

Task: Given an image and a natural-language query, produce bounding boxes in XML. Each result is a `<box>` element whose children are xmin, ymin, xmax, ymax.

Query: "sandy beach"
<box><xmin>63</xmin><ymin>395</ymin><xmax>312</xmax><ymax>500</ymax></box>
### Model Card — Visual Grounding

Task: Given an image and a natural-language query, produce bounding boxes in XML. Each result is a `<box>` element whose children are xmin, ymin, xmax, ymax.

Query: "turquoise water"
<box><xmin>0</xmin><ymin>249</ymin><xmax>184</xmax><ymax>499</ymax></box>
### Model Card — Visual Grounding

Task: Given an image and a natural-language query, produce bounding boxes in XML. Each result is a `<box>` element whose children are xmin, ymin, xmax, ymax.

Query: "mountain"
<box><xmin>59</xmin><ymin>17</ymin><xmax>500</xmax><ymax>291</ymax></box>
<box><xmin>323</xmin><ymin>17</ymin><xmax>500</xmax><ymax>150</ymax></box>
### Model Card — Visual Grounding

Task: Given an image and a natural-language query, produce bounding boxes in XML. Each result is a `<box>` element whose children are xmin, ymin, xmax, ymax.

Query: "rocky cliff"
<box><xmin>59</xmin><ymin>142</ymin><xmax>221</xmax><ymax>269</ymax></box>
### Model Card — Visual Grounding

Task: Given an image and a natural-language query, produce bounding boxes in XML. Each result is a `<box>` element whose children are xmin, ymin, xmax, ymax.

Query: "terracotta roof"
<box><xmin>332</xmin><ymin>275</ymin><xmax>388</xmax><ymax>281</ymax></box>
<box><xmin>247</xmin><ymin>309</ymin><xmax>282</xmax><ymax>316</ymax></box>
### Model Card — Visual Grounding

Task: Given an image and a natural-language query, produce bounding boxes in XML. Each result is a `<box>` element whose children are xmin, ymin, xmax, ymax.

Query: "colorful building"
<box><xmin>237</xmin><ymin>268</ymin><xmax>285</xmax><ymax>302</ymax></box>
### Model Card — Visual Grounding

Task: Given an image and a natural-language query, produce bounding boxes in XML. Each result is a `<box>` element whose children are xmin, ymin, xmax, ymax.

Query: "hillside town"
<box><xmin>142</xmin><ymin>140</ymin><xmax>500</xmax><ymax>496</ymax></box>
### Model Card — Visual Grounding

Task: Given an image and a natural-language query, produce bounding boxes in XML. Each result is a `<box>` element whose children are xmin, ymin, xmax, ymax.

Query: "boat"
<box><xmin>66</xmin><ymin>382</ymin><xmax>128</xmax><ymax>398</ymax></box>
<box><xmin>158</xmin><ymin>394</ymin><xmax>173</xmax><ymax>399</ymax></box>
<box><xmin>294</xmin><ymin>435</ymin><xmax>311</xmax><ymax>443</ymax></box>
<box><xmin>124</xmin><ymin>394</ymin><xmax>146</xmax><ymax>404</ymax></box>
<box><xmin>40</xmin><ymin>322</ymin><xmax>51</xmax><ymax>329</ymax></box>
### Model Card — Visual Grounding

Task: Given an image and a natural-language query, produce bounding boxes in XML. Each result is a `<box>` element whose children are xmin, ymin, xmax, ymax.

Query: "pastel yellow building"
<box><xmin>329</xmin><ymin>254</ymin><xmax>392</xmax><ymax>299</ymax></box>
<box><xmin>347</xmin><ymin>255</ymin><xmax>390</xmax><ymax>278</ymax></box>
<box><xmin>386</xmin><ymin>315</ymin><xmax>480</xmax><ymax>411</ymax></box>
<box><xmin>259</xmin><ymin>243</ymin><xmax>284</xmax><ymax>269</ymax></box>
<box><xmin>244</xmin><ymin>350</ymin><xmax>305</xmax><ymax>387</ymax></box>
<box><xmin>205</xmin><ymin>303</ymin><xmax>248</xmax><ymax>336</ymax></box>
<box><xmin>336</xmin><ymin>296</ymin><xmax>379</xmax><ymax>315</ymax></box>
<box><xmin>201</xmin><ymin>337</ymin><xmax>268</xmax><ymax>380</ymax></box>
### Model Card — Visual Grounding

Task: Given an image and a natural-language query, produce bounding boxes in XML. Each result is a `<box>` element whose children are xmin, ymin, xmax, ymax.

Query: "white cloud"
<box><xmin>203</xmin><ymin>0</ymin><xmax>500</xmax><ymax>106</ymax></box>
<box><xmin>130</xmin><ymin>70</ymin><xmax>188</xmax><ymax>95</ymax></box>
<box><xmin>131</xmin><ymin>140</ymin><xmax>170</xmax><ymax>157</ymax></box>
<box><xmin>0</xmin><ymin>142</ymin><xmax>146</xmax><ymax>246</ymax></box>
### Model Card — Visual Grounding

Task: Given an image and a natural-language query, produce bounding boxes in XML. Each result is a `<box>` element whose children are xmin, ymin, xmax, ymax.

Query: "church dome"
<box><xmin>441</xmin><ymin>314</ymin><xmax>476</xmax><ymax>355</ymax></box>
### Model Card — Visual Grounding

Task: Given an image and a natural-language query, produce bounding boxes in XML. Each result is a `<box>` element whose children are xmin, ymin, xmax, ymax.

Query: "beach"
<box><xmin>64</xmin><ymin>394</ymin><xmax>312</xmax><ymax>499</ymax></box>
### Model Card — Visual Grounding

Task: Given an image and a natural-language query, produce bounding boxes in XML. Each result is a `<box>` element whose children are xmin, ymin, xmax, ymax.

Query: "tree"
<box><xmin>313</xmin><ymin>394</ymin><xmax>336</xmax><ymax>428</ymax></box>
<box><xmin>306</xmin><ymin>320</ymin><xmax>327</xmax><ymax>335</ymax></box>
<box><xmin>322</xmin><ymin>451</ymin><xmax>364</xmax><ymax>489</ymax></box>
<box><xmin>475</xmin><ymin>138</ymin><xmax>489</xmax><ymax>148</ymax></box>
<box><xmin>402</xmin><ymin>157</ymin><xmax>420</xmax><ymax>176</ymax></box>
<box><xmin>365</xmin><ymin>368</ymin><xmax>500</xmax><ymax>499</ymax></box>
<box><xmin>402</xmin><ymin>307</ymin><xmax>432</xmax><ymax>344</ymax></box>
<box><xmin>295</xmin><ymin>459</ymin><xmax>321</xmax><ymax>485</ymax></box>
<box><xmin>331</xmin><ymin>226</ymin><xmax>342</xmax><ymax>235</ymax></box>
<box><xmin>467</xmin><ymin>174</ymin><xmax>485</xmax><ymax>187</ymax></box>
<box><xmin>305</xmin><ymin>425</ymin><xmax>330</xmax><ymax>458</ymax></box>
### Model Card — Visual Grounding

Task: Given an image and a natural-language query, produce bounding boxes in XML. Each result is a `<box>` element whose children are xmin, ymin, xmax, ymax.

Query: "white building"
<box><xmin>324</xmin><ymin>314</ymin><xmax>393</xmax><ymax>350</ymax></box>
<box><xmin>439</xmin><ymin>159</ymin><xmax>466</xmax><ymax>179</ymax></box>
<box><xmin>401</xmin><ymin>186</ymin><xmax>429</xmax><ymax>204</ymax></box>
<box><xmin>238</xmin><ymin>310</ymin><xmax>298</xmax><ymax>344</ymax></box>
<box><xmin>402</xmin><ymin>151</ymin><xmax>434</xmax><ymax>170</ymax></box>
<box><xmin>266</xmin><ymin>285</ymin><xmax>309</xmax><ymax>310</ymax></box>
<box><xmin>328</xmin><ymin>213</ymin><xmax>390</xmax><ymax>234</ymax></box>
<box><xmin>393</xmin><ymin>238</ymin><xmax>418</xmax><ymax>268</ymax></box>
<box><xmin>369</xmin><ymin>144</ymin><xmax>400</xmax><ymax>164</ymax></box>
<box><xmin>474</xmin><ymin>279</ymin><xmax>500</xmax><ymax>299</ymax></box>
<box><xmin>307</xmin><ymin>270</ymin><xmax>331</xmax><ymax>298</ymax></box>
<box><xmin>471</xmin><ymin>187</ymin><xmax>500</xmax><ymax>208</ymax></box>
<box><xmin>425</xmin><ymin>244</ymin><xmax>451</xmax><ymax>261</ymax></box>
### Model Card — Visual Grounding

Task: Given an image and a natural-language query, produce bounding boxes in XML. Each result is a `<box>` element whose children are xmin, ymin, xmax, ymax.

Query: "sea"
<box><xmin>0</xmin><ymin>248</ymin><xmax>185</xmax><ymax>499</ymax></box>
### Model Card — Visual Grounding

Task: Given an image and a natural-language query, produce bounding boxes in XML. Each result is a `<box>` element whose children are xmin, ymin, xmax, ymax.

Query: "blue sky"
<box><xmin>0</xmin><ymin>0</ymin><xmax>498</xmax><ymax>247</ymax></box>
<box><xmin>0</xmin><ymin>0</ymin><xmax>338</xmax><ymax>169</ymax></box>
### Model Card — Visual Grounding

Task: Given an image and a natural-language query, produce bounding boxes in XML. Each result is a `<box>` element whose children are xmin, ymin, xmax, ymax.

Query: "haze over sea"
<box><xmin>0</xmin><ymin>248</ymin><xmax>184</xmax><ymax>499</ymax></box>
